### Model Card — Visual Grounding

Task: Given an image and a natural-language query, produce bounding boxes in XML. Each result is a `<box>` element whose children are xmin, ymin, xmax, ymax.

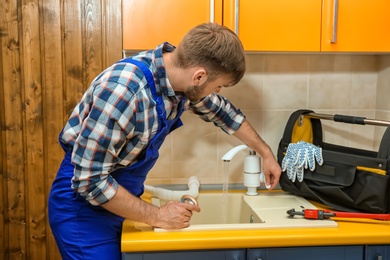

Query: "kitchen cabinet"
<box><xmin>224</xmin><ymin>0</ymin><xmax>390</xmax><ymax>52</ymax></box>
<box><xmin>321</xmin><ymin>0</ymin><xmax>390</xmax><ymax>52</ymax></box>
<box><xmin>123</xmin><ymin>0</ymin><xmax>390</xmax><ymax>52</ymax></box>
<box><xmin>247</xmin><ymin>246</ymin><xmax>364</xmax><ymax>260</ymax></box>
<box><xmin>123</xmin><ymin>245</ymin><xmax>390</xmax><ymax>260</ymax></box>
<box><xmin>223</xmin><ymin>0</ymin><xmax>322</xmax><ymax>51</ymax></box>
<box><xmin>121</xmin><ymin>249</ymin><xmax>246</xmax><ymax>260</ymax></box>
<box><xmin>365</xmin><ymin>245</ymin><xmax>390</xmax><ymax>260</ymax></box>
<box><xmin>122</xmin><ymin>0</ymin><xmax>222</xmax><ymax>50</ymax></box>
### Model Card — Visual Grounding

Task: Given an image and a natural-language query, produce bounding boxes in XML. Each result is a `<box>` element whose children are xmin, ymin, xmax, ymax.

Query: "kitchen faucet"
<box><xmin>221</xmin><ymin>145</ymin><xmax>267</xmax><ymax>195</ymax></box>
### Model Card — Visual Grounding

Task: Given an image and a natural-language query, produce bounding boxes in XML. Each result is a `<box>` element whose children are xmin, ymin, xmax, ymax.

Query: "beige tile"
<box><xmin>171</xmin><ymin>161</ymin><xmax>218</xmax><ymax>181</ymax></box>
<box><xmin>263</xmin><ymin>55</ymin><xmax>309</xmax><ymax>109</ymax></box>
<box><xmin>264</xmin><ymin>54</ymin><xmax>309</xmax><ymax>74</ymax></box>
<box><xmin>308</xmin><ymin>55</ymin><xmax>352</xmax><ymax>109</ymax></box>
<box><xmin>377</xmin><ymin>56</ymin><xmax>390</xmax><ymax>110</ymax></box>
<box><xmin>262</xmin><ymin>110</ymin><xmax>295</xmax><ymax>155</ymax></box>
<box><xmin>245</xmin><ymin>53</ymin><xmax>265</xmax><ymax>73</ymax></box>
<box><xmin>375</xmin><ymin>110</ymin><xmax>390</xmax><ymax>121</ymax></box>
<box><xmin>222</xmin><ymin>74</ymin><xmax>263</xmax><ymax>110</ymax></box>
<box><xmin>171</xmin><ymin>112</ymin><xmax>218</xmax><ymax>182</ymax></box>
<box><xmin>171</xmin><ymin>112</ymin><xmax>218</xmax><ymax>161</ymax></box>
<box><xmin>351</xmin><ymin>56</ymin><xmax>377</xmax><ymax>109</ymax></box>
<box><xmin>263</xmin><ymin>83</ymin><xmax>307</xmax><ymax>109</ymax></box>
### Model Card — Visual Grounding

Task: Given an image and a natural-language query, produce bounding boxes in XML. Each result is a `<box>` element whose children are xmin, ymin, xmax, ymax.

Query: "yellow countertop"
<box><xmin>121</xmin><ymin>191</ymin><xmax>390</xmax><ymax>253</ymax></box>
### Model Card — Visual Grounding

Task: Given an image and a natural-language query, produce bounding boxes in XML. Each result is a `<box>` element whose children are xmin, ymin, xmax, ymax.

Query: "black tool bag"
<box><xmin>277</xmin><ymin>109</ymin><xmax>390</xmax><ymax>213</ymax></box>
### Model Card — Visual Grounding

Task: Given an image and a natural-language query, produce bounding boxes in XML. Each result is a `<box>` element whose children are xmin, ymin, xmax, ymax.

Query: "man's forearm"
<box><xmin>101</xmin><ymin>185</ymin><xmax>161</xmax><ymax>226</ymax></box>
<box><xmin>233</xmin><ymin>119</ymin><xmax>273</xmax><ymax>159</ymax></box>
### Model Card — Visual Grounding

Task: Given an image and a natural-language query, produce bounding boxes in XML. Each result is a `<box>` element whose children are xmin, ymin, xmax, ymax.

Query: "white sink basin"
<box><xmin>152</xmin><ymin>191</ymin><xmax>338</xmax><ymax>232</ymax></box>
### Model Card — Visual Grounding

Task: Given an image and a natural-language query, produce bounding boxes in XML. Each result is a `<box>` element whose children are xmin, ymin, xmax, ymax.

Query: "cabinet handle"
<box><xmin>234</xmin><ymin>0</ymin><xmax>239</xmax><ymax>35</ymax></box>
<box><xmin>210</xmin><ymin>0</ymin><xmax>215</xmax><ymax>22</ymax></box>
<box><xmin>331</xmin><ymin>0</ymin><xmax>339</xmax><ymax>43</ymax></box>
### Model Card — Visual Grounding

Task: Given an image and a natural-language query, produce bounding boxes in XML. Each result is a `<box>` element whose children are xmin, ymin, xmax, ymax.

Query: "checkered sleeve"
<box><xmin>189</xmin><ymin>93</ymin><xmax>245</xmax><ymax>135</ymax></box>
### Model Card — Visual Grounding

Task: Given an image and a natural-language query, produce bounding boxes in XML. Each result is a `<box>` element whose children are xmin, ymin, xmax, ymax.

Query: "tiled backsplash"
<box><xmin>146</xmin><ymin>54</ymin><xmax>390</xmax><ymax>186</ymax></box>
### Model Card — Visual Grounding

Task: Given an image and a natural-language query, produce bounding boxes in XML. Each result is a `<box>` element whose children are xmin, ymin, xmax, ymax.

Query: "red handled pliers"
<box><xmin>287</xmin><ymin>208</ymin><xmax>390</xmax><ymax>220</ymax></box>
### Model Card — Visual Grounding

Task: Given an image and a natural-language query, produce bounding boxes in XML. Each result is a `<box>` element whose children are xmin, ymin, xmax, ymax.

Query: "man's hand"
<box><xmin>262</xmin><ymin>153</ymin><xmax>282</xmax><ymax>189</ymax></box>
<box><xmin>156</xmin><ymin>201</ymin><xmax>201</xmax><ymax>229</ymax></box>
<box><xmin>101</xmin><ymin>185</ymin><xmax>201</xmax><ymax>229</ymax></box>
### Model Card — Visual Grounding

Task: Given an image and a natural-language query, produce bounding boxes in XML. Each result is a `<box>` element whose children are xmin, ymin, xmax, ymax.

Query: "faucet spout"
<box><xmin>221</xmin><ymin>144</ymin><xmax>248</xmax><ymax>161</ymax></box>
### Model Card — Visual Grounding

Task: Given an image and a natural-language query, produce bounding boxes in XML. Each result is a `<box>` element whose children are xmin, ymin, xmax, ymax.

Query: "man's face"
<box><xmin>184</xmin><ymin>74</ymin><xmax>233</xmax><ymax>102</ymax></box>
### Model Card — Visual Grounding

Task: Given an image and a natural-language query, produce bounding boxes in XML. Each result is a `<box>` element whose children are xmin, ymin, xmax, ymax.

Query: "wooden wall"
<box><xmin>0</xmin><ymin>0</ymin><xmax>122</xmax><ymax>259</ymax></box>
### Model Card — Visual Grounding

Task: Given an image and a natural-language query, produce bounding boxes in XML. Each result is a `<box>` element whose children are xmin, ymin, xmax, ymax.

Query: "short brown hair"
<box><xmin>174</xmin><ymin>23</ymin><xmax>246</xmax><ymax>85</ymax></box>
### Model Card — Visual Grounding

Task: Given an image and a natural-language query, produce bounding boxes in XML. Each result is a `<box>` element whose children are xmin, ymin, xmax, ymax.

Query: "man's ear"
<box><xmin>192</xmin><ymin>68</ymin><xmax>208</xmax><ymax>86</ymax></box>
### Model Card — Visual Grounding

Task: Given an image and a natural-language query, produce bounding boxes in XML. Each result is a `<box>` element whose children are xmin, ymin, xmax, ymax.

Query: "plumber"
<box><xmin>48</xmin><ymin>22</ymin><xmax>282</xmax><ymax>260</ymax></box>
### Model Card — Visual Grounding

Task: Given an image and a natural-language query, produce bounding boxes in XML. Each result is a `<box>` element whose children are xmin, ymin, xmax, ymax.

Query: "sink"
<box><xmin>151</xmin><ymin>191</ymin><xmax>338</xmax><ymax>232</ymax></box>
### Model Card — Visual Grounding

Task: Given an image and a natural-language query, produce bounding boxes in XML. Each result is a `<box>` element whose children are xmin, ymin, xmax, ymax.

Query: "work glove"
<box><xmin>281</xmin><ymin>141</ymin><xmax>323</xmax><ymax>182</ymax></box>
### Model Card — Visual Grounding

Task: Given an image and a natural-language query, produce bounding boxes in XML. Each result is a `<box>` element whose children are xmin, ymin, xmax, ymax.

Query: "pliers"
<box><xmin>287</xmin><ymin>208</ymin><xmax>390</xmax><ymax>220</ymax></box>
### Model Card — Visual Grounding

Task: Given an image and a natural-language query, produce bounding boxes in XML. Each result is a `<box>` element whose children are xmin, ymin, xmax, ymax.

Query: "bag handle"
<box><xmin>306</xmin><ymin>112</ymin><xmax>390</xmax><ymax>127</ymax></box>
<box><xmin>305</xmin><ymin>112</ymin><xmax>390</xmax><ymax>161</ymax></box>
<box><xmin>281</xmin><ymin>109</ymin><xmax>323</xmax><ymax>146</ymax></box>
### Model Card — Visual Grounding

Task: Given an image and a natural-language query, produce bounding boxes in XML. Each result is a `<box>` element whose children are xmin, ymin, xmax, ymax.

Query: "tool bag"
<box><xmin>277</xmin><ymin>109</ymin><xmax>390</xmax><ymax>213</ymax></box>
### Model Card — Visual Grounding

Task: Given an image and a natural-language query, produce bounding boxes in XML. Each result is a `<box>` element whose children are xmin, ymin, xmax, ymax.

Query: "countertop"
<box><xmin>121</xmin><ymin>190</ymin><xmax>390</xmax><ymax>253</ymax></box>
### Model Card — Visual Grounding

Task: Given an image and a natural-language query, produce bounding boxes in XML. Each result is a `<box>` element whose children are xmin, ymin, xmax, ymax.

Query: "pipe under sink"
<box><xmin>144</xmin><ymin>176</ymin><xmax>200</xmax><ymax>201</ymax></box>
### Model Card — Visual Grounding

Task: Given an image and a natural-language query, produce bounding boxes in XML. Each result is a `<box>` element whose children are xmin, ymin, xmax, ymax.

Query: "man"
<box><xmin>48</xmin><ymin>22</ymin><xmax>282</xmax><ymax>259</ymax></box>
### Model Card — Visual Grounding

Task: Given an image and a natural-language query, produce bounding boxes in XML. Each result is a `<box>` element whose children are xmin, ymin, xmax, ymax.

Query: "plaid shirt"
<box><xmin>60</xmin><ymin>42</ymin><xmax>245</xmax><ymax>205</ymax></box>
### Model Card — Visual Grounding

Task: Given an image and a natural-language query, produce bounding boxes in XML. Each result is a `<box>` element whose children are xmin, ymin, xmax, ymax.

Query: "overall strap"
<box><xmin>120</xmin><ymin>58</ymin><xmax>157</xmax><ymax>98</ymax></box>
<box><xmin>119</xmin><ymin>57</ymin><xmax>184</xmax><ymax>130</ymax></box>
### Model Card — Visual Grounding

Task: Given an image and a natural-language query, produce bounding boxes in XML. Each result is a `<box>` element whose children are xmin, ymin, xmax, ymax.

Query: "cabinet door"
<box><xmin>365</xmin><ymin>245</ymin><xmax>390</xmax><ymax>260</ymax></box>
<box><xmin>247</xmin><ymin>246</ymin><xmax>364</xmax><ymax>260</ymax></box>
<box><xmin>321</xmin><ymin>0</ymin><xmax>390</xmax><ymax>52</ymax></box>
<box><xmin>223</xmin><ymin>0</ymin><xmax>322</xmax><ymax>51</ymax></box>
<box><xmin>122</xmin><ymin>0</ymin><xmax>222</xmax><ymax>50</ymax></box>
<box><xmin>122</xmin><ymin>249</ymin><xmax>246</xmax><ymax>260</ymax></box>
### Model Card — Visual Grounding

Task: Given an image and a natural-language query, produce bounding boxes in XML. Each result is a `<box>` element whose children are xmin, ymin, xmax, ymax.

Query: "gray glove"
<box><xmin>281</xmin><ymin>141</ymin><xmax>323</xmax><ymax>182</ymax></box>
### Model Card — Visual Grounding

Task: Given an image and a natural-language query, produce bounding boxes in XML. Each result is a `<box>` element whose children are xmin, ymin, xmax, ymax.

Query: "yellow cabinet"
<box><xmin>122</xmin><ymin>0</ymin><xmax>222</xmax><ymax>50</ymax></box>
<box><xmin>223</xmin><ymin>0</ymin><xmax>322</xmax><ymax>52</ymax></box>
<box><xmin>321</xmin><ymin>0</ymin><xmax>390</xmax><ymax>52</ymax></box>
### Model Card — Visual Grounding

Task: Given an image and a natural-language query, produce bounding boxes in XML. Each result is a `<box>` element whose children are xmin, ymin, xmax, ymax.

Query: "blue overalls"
<box><xmin>48</xmin><ymin>59</ymin><xmax>185</xmax><ymax>259</ymax></box>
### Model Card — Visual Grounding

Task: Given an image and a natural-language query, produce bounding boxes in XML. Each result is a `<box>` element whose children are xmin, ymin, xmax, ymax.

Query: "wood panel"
<box><xmin>40</xmin><ymin>0</ymin><xmax>65</xmax><ymax>259</ymax></box>
<box><xmin>0</xmin><ymin>1</ymin><xmax>7</xmax><ymax>257</ymax></box>
<box><xmin>0</xmin><ymin>0</ymin><xmax>123</xmax><ymax>259</ymax></box>
<box><xmin>21</xmin><ymin>0</ymin><xmax>46</xmax><ymax>258</ymax></box>
<box><xmin>1</xmin><ymin>0</ymin><xmax>26</xmax><ymax>259</ymax></box>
